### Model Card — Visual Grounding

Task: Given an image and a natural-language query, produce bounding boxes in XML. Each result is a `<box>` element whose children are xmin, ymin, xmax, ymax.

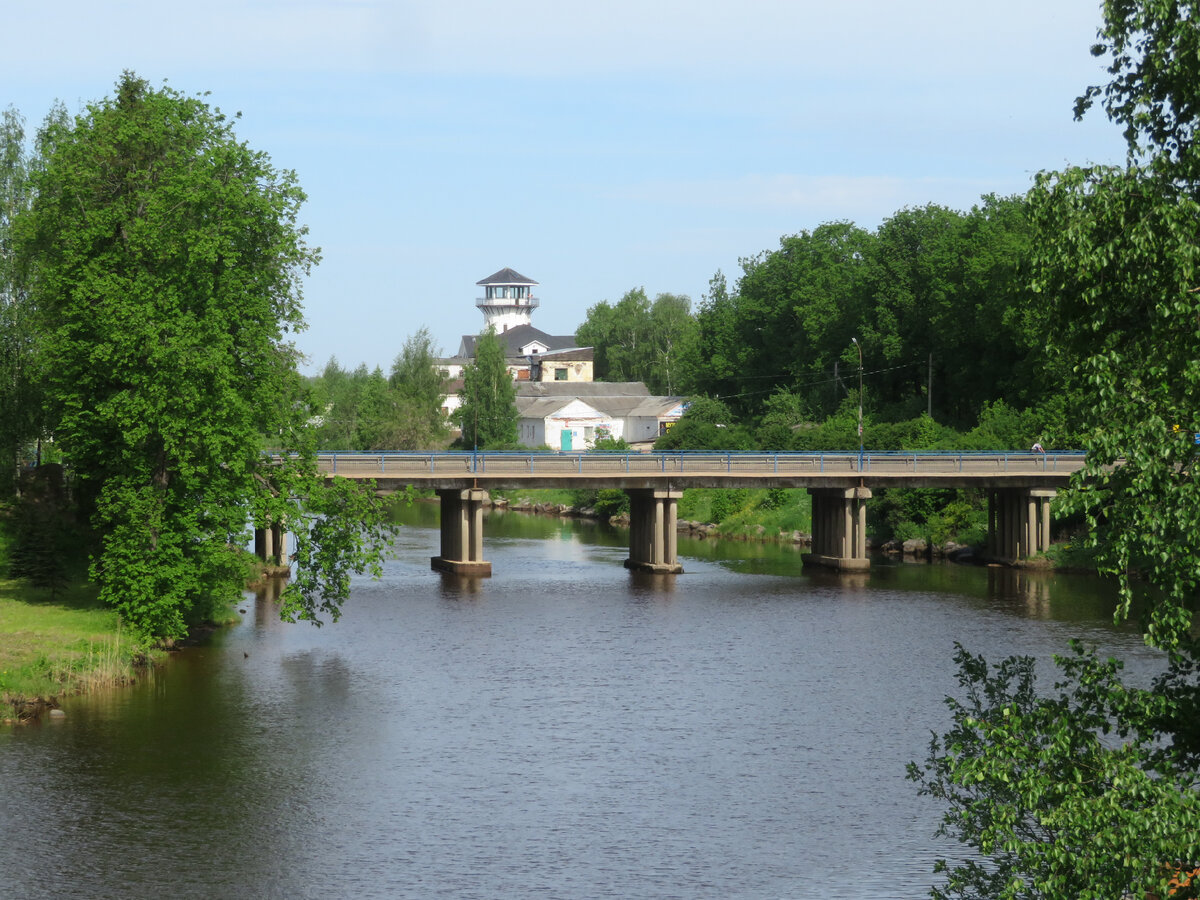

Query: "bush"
<box><xmin>928</xmin><ymin>500</ymin><xmax>985</xmax><ymax>546</ymax></box>
<box><xmin>709</xmin><ymin>489</ymin><xmax>750</xmax><ymax>524</ymax></box>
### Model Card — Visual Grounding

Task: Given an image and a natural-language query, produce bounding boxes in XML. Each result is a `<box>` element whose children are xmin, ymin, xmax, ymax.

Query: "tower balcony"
<box><xmin>476</xmin><ymin>295</ymin><xmax>539</xmax><ymax>309</ymax></box>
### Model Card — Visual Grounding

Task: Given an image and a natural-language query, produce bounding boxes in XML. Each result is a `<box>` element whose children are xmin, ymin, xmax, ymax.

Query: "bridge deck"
<box><xmin>314</xmin><ymin>451</ymin><xmax>1083</xmax><ymax>491</ymax></box>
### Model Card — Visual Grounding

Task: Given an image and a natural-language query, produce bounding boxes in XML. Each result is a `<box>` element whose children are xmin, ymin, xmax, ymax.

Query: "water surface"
<box><xmin>0</xmin><ymin>507</ymin><xmax>1163</xmax><ymax>899</ymax></box>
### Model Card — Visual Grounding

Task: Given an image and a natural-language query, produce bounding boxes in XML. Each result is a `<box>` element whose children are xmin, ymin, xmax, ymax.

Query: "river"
<box><xmin>0</xmin><ymin>504</ymin><xmax>1166</xmax><ymax>899</ymax></box>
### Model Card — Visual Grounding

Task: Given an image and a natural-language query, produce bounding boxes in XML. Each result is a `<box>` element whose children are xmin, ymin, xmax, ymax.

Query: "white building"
<box><xmin>516</xmin><ymin>383</ymin><xmax>686</xmax><ymax>452</ymax></box>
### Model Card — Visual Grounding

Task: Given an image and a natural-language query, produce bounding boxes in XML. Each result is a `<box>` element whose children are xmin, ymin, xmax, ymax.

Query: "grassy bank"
<box><xmin>0</xmin><ymin>578</ymin><xmax>151</xmax><ymax>716</ymax></box>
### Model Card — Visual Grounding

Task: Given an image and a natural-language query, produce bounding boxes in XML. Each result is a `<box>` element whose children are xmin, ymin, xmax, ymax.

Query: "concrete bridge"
<box><xmin>273</xmin><ymin>450</ymin><xmax>1083</xmax><ymax>576</ymax></box>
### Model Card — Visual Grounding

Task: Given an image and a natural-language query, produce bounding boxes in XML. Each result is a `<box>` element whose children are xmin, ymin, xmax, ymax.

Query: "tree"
<box><xmin>1075</xmin><ymin>0</ymin><xmax>1200</xmax><ymax>168</ymax></box>
<box><xmin>653</xmin><ymin>396</ymin><xmax>754</xmax><ymax>451</ymax></box>
<box><xmin>914</xmin><ymin>3</ymin><xmax>1200</xmax><ymax>895</ymax></box>
<box><xmin>646</xmin><ymin>292</ymin><xmax>699</xmax><ymax>395</ymax></box>
<box><xmin>909</xmin><ymin>643</ymin><xmax>1200</xmax><ymax>900</ymax></box>
<box><xmin>17</xmin><ymin>73</ymin><xmax>391</xmax><ymax>641</ymax></box>
<box><xmin>1029</xmin><ymin>74</ymin><xmax>1200</xmax><ymax>649</ymax></box>
<box><xmin>692</xmin><ymin>223</ymin><xmax>876</xmax><ymax>419</ymax></box>
<box><xmin>387</xmin><ymin>327</ymin><xmax>449</xmax><ymax>449</ymax></box>
<box><xmin>577</xmin><ymin>287</ymin><xmax>653</xmax><ymax>383</ymax></box>
<box><xmin>455</xmin><ymin>328</ymin><xmax>517</xmax><ymax>449</ymax></box>
<box><xmin>867</xmin><ymin>198</ymin><xmax>1039</xmax><ymax>426</ymax></box>
<box><xmin>0</xmin><ymin>106</ymin><xmax>55</xmax><ymax>492</ymax></box>
<box><xmin>576</xmin><ymin>287</ymin><xmax>698</xmax><ymax>393</ymax></box>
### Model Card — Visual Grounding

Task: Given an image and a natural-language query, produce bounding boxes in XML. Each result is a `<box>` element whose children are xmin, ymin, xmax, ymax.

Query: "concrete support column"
<box><xmin>271</xmin><ymin>522</ymin><xmax>286</xmax><ymax>563</ymax></box>
<box><xmin>624</xmin><ymin>489</ymin><xmax>684</xmax><ymax>573</ymax></box>
<box><xmin>1025</xmin><ymin>492</ymin><xmax>1038</xmax><ymax>559</ymax></box>
<box><xmin>1030</xmin><ymin>489</ymin><xmax>1056</xmax><ymax>556</ymax></box>
<box><xmin>432</xmin><ymin>489</ymin><xmax>493</xmax><ymax>575</ymax></box>
<box><xmin>803</xmin><ymin>486</ymin><xmax>871</xmax><ymax>571</ymax></box>
<box><xmin>254</xmin><ymin>526</ymin><xmax>270</xmax><ymax>562</ymax></box>
<box><xmin>987</xmin><ymin>490</ymin><xmax>997</xmax><ymax>557</ymax></box>
<box><xmin>255</xmin><ymin>523</ymin><xmax>279</xmax><ymax>564</ymax></box>
<box><xmin>986</xmin><ymin>488</ymin><xmax>1057</xmax><ymax>562</ymax></box>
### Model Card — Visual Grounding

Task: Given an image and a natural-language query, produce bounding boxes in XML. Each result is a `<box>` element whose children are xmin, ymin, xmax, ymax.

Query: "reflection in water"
<box><xmin>437</xmin><ymin>572</ymin><xmax>487</xmax><ymax>598</ymax></box>
<box><xmin>0</xmin><ymin>505</ymin><xmax>1167</xmax><ymax>900</ymax></box>
<box><xmin>627</xmin><ymin>570</ymin><xmax>679</xmax><ymax>595</ymax></box>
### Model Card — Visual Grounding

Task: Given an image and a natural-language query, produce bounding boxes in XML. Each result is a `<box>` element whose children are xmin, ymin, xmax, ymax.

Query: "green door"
<box><xmin>560</xmin><ymin>429</ymin><xmax>573</xmax><ymax>452</ymax></box>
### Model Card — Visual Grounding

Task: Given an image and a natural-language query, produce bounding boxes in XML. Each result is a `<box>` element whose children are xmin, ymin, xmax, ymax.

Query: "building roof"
<box><xmin>517</xmin><ymin>381</ymin><xmax>649</xmax><ymax>398</ymax></box>
<box><xmin>515</xmin><ymin>382</ymin><xmax>685</xmax><ymax>421</ymax></box>
<box><xmin>476</xmin><ymin>267</ymin><xmax>537</xmax><ymax>286</ymax></box>
<box><xmin>457</xmin><ymin>324</ymin><xmax>578</xmax><ymax>359</ymax></box>
<box><xmin>629</xmin><ymin>396</ymin><xmax>688</xmax><ymax>417</ymax></box>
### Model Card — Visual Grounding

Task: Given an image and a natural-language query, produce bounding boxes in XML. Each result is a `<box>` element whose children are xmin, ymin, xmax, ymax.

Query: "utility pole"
<box><xmin>852</xmin><ymin>338</ymin><xmax>863</xmax><ymax>472</ymax></box>
<box><xmin>928</xmin><ymin>353</ymin><xmax>933</xmax><ymax>419</ymax></box>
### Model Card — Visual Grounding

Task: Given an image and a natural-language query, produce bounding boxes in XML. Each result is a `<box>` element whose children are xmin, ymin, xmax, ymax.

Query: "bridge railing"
<box><xmin>313</xmin><ymin>450</ymin><xmax>1085</xmax><ymax>479</ymax></box>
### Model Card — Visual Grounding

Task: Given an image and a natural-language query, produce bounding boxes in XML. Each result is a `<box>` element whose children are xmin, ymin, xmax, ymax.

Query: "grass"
<box><xmin>0</xmin><ymin>576</ymin><xmax>152</xmax><ymax>714</ymax></box>
<box><xmin>678</xmin><ymin>488</ymin><xmax>814</xmax><ymax>539</ymax></box>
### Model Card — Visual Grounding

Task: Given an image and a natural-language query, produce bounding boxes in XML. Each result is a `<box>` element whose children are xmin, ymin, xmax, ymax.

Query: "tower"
<box><xmin>475</xmin><ymin>267</ymin><xmax>539</xmax><ymax>333</ymax></box>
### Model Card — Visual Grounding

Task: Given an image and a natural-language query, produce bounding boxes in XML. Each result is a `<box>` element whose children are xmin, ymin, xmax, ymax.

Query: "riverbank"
<box><xmin>0</xmin><ymin>555</ymin><xmax>284</xmax><ymax>723</ymax></box>
<box><xmin>0</xmin><ymin>577</ymin><xmax>149</xmax><ymax>722</ymax></box>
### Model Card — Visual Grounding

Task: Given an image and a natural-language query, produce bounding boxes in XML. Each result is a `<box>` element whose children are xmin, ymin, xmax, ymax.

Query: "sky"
<box><xmin>5</xmin><ymin>0</ymin><xmax>1129</xmax><ymax>374</ymax></box>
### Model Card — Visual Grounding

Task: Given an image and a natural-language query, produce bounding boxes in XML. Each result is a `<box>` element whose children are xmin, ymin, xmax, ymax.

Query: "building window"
<box><xmin>554</xmin><ymin>368</ymin><xmax>568</xmax><ymax>381</ymax></box>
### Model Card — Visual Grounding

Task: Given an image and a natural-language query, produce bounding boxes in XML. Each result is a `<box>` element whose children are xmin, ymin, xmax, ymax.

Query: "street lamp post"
<box><xmin>851</xmin><ymin>337</ymin><xmax>863</xmax><ymax>471</ymax></box>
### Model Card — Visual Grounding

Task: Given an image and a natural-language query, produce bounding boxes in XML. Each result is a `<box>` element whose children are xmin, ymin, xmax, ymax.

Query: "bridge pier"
<box><xmin>254</xmin><ymin>521</ymin><xmax>287</xmax><ymax>565</ymax></box>
<box><xmin>431</xmin><ymin>488</ymin><xmax>493</xmax><ymax>576</ymax></box>
<box><xmin>802</xmin><ymin>486</ymin><xmax>872</xmax><ymax>571</ymax></box>
<box><xmin>624</xmin><ymin>488</ymin><xmax>683</xmax><ymax>574</ymax></box>
<box><xmin>986</xmin><ymin>488</ymin><xmax>1055</xmax><ymax>562</ymax></box>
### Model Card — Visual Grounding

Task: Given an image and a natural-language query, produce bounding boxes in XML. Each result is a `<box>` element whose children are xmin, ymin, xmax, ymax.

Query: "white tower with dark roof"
<box><xmin>476</xmin><ymin>267</ymin><xmax>539</xmax><ymax>333</ymax></box>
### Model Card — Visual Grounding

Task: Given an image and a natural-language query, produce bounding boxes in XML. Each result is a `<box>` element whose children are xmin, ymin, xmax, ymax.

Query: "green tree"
<box><xmin>17</xmin><ymin>73</ymin><xmax>391</xmax><ymax>640</ymax></box>
<box><xmin>308</xmin><ymin>357</ymin><xmax>359</xmax><ymax>450</ymax></box>
<box><xmin>867</xmin><ymin>198</ymin><xmax>1039</xmax><ymax>426</ymax></box>
<box><xmin>646</xmin><ymin>291</ymin><xmax>699</xmax><ymax>395</ymax></box>
<box><xmin>654</xmin><ymin>396</ymin><xmax>754</xmax><ymax>451</ymax></box>
<box><xmin>1030</xmin><ymin>72</ymin><xmax>1200</xmax><ymax>646</ymax></box>
<box><xmin>915</xmin><ymin>3</ymin><xmax>1200</xmax><ymax>895</ymax></box>
<box><xmin>910</xmin><ymin>643</ymin><xmax>1200</xmax><ymax>900</ymax></box>
<box><xmin>455</xmin><ymin>328</ymin><xmax>517</xmax><ymax>449</ymax></box>
<box><xmin>0</xmin><ymin>106</ymin><xmax>52</xmax><ymax>492</ymax></box>
<box><xmin>693</xmin><ymin>223</ymin><xmax>875</xmax><ymax>418</ymax></box>
<box><xmin>387</xmin><ymin>327</ymin><xmax>449</xmax><ymax>449</ymax></box>
<box><xmin>576</xmin><ymin>287</ymin><xmax>697</xmax><ymax>393</ymax></box>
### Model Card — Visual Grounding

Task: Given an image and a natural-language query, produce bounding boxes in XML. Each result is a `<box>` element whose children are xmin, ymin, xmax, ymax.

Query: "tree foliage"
<box><xmin>389</xmin><ymin>327</ymin><xmax>449</xmax><ymax>445</ymax></box>
<box><xmin>308</xmin><ymin>331</ymin><xmax>448</xmax><ymax>452</ymax></box>
<box><xmin>17</xmin><ymin>73</ymin><xmax>391</xmax><ymax>641</ymax></box>
<box><xmin>691</xmin><ymin>202</ymin><xmax>1042</xmax><ymax>426</ymax></box>
<box><xmin>1029</xmin><ymin>0</ymin><xmax>1200</xmax><ymax>649</ymax></box>
<box><xmin>575</xmin><ymin>287</ymin><xmax>698</xmax><ymax>394</ymax></box>
<box><xmin>0</xmin><ymin>106</ymin><xmax>58</xmax><ymax>492</ymax></box>
<box><xmin>1030</xmin><ymin>161</ymin><xmax>1200</xmax><ymax>646</ymax></box>
<box><xmin>1077</xmin><ymin>0</ymin><xmax>1200</xmax><ymax>165</ymax></box>
<box><xmin>914</xmin><ymin>3</ymin><xmax>1200</xmax><ymax>896</ymax></box>
<box><xmin>910</xmin><ymin>643</ymin><xmax>1200</xmax><ymax>900</ymax></box>
<box><xmin>653</xmin><ymin>396</ymin><xmax>754</xmax><ymax>451</ymax></box>
<box><xmin>455</xmin><ymin>327</ymin><xmax>517</xmax><ymax>450</ymax></box>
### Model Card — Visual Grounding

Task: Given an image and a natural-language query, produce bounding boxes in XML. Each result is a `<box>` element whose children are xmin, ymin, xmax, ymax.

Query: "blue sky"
<box><xmin>6</xmin><ymin>0</ymin><xmax>1127</xmax><ymax>373</ymax></box>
